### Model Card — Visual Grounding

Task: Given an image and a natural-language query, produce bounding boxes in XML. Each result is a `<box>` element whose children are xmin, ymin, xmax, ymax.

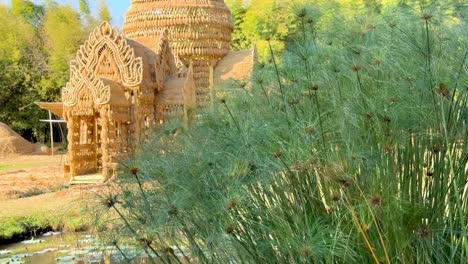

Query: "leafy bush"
<box><xmin>0</xmin><ymin>216</ymin><xmax>49</xmax><ymax>241</ymax></box>
<box><xmin>97</xmin><ymin>1</ymin><xmax>467</xmax><ymax>263</ymax></box>
<box><xmin>0</xmin><ymin>219</ymin><xmax>25</xmax><ymax>241</ymax></box>
<box><xmin>0</xmin><ymin>213</ymin><xmax>90</xmax><ymax>242</ymax></box>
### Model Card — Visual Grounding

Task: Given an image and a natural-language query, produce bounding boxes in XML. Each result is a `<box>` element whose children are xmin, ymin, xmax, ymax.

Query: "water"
<box><xmin>0</xmin><ymin>233</ymin><xmax>150</xmax><ymax>264</ymax></box>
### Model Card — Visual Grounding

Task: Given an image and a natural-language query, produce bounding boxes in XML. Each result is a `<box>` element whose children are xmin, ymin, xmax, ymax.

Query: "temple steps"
<box><xmin>70</xmin><ymin>173</ymin><xmax>105</xmax><ymax>185</ymax></box>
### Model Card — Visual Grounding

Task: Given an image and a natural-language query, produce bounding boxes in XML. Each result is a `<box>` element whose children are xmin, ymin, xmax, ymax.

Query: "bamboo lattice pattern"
<box><xmin>123</xmin><ymin>0</ymin><xmax>233</xmax><ymax>105</ymax></box>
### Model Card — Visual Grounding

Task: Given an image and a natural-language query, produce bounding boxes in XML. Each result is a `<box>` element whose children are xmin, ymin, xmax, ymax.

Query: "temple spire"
<box><xmin>123</xmin><ymin>0</ymin><xmax>233</xmax><ymax>62</ymax></box>
<box><xmin>122</xmin><ymin>0</ymin><xmax>234</xmax><ymax>106</ymax></box>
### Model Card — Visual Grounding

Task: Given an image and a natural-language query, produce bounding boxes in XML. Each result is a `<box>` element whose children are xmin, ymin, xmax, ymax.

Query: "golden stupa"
<box><xmin>123</xmin><ymin>0</ymin><xmax>234</xmax><ymax>104</ymax></box>
<box><xmin>123</xmin><ymin>0</ymin><xmax>233</xmax><ymax>60</ymax></box>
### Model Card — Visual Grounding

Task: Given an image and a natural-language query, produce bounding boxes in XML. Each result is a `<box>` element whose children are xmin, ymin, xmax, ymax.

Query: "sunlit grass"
<box><xmin>0</xmin><ymin>163</ymin><xmax>43</xmax><ymax>172</ymax></box>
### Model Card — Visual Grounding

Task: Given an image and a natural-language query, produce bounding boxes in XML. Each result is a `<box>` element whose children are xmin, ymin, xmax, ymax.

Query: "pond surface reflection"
<box><xmin>0</xmin><ymin>233</ymin><xmax>150</xmax><ymax>264</ymax></box>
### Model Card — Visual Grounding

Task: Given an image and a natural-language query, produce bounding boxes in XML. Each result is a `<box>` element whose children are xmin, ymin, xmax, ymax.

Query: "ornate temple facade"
<box><xmin>61</xmin><ymin>22</ymin><xmax>187</xmax><ymax>178</ymax></box>
<box><xmin>38</xmin><ymin>0</ymin><xmax>254</xmax><ymax>183</ymax></box>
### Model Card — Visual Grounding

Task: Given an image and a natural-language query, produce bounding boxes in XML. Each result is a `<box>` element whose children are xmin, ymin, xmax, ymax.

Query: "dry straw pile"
<box><xmin>0</xmin><ymin>122</ymin><xmax>35</xmax><ymax>157</ymax></box>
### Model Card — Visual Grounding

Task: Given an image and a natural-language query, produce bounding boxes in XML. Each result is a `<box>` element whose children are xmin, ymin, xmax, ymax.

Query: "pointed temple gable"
<box><xmin>73</xmin><ymin>22</ymin><xmax>143</xmax><ymax>87</ymax></box>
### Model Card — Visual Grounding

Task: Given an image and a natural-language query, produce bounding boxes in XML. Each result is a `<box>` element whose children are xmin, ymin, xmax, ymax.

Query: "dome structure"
<box><xmin>123</xmin><ymin>0</ymin><xmax>233</xmax><ymax>62</ymax></box>
<box><xmin>123</xmin><ymin>0</ymin><xmax>234</xmax><ymax>105</ymax></box>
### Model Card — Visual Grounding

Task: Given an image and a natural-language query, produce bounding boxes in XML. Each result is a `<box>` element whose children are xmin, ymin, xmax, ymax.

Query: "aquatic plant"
<box><xmin>95</xmin><ymin>1</ymin><xmax>467</xmax><ymax>263</ymax></box>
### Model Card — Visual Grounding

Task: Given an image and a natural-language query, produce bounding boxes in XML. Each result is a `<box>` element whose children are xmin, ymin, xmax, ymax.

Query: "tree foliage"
<box><xmin>40</xmin><ymin>4</ymin><xmax>86</xmax><ymax>101</ymax></box>
<box><xmin>0</xmin><ymin>6</ymin><xmax>45</xmax><ymax>139</ymax></box>
<box><xmin>228</xmin><ymin>0</ymin><xmax>302</xmax><ymax>59</ymax></box>
<box><xmin>242</xmin><ymin>0</ymin><xmax>296</xmax><ymax>41</ymax></box>
<box><xmin>98</xmin><ymin>0</ymin><xmax>111</xmax><ymax>22</ymax></box>
<box><xmin>0</xmin><ymin>1</ymin><xmax>113</xmax><ymax>140</ymax></box>
<box><xmin>11</xmin><ymin>0</ymin><xmax>44</xmax><ymax>26</ymax></box>
<box><xmin>227</xmin><ymin>2</ymin><xmax>251</xmax><ymax>50</ymax></box>
<box><xmin>78</xmin><ymin>0</ymin><xmax>90</xmax><ymax>15</ymax></box>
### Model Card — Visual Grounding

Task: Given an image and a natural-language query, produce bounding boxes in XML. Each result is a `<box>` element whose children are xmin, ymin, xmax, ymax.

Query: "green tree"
<box><xmin>239</xmin><ymin>0</ymin><xmax>299</xmax><ymax>60</ymax></box>
<box><xmin>11</xmin><ymin>0</ymin><xmax>44</xmax><ymax>26</ymax></box>
<box><xmin>78</xmin><ymin>0</ymin><xmax>90</xmax><ymax>15</ymax></box>
<box><xmin>241</xmin><ymin>0</ymin><xmax>296</xmax><ymax>41</ymax></box>
<box><xmin>227</xmin><ymin>1</ymin><xmax>251</xmax><ymax>50</ymax></box>
<box><xmin>0</xmin><ymin>6</ymin><xmax>45</xmax><ymax>139</ymax></box>
<box><xmin>0</xmin><ymin>0</ymin><xmax>114</xmax><ymax>141</ymax></box>
<box><xmin>40</xmin><ymin>4</ymin><xmax>86</xmax><ymax>101</ymax></box>
<box><xmin>98</xmin><ymin>0</ymin><xmax>111</xmax><ymax>22</ymax></box>
<box><xmin>78</xmin><ymin>0</ymin><xmax>99</xmax><ymax>33</ymax></box>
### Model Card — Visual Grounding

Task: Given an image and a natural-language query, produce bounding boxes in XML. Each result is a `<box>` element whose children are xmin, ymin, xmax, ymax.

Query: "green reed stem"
<box><xmin>342</xmin><ymin>194</ymin><xmax>380</xmax><ymax>264</ymax></box>
<box><xmin>447</xmin><ymin>50</ymin><xmax>467</xmax><ymax>129</ymax></box>
<box><xmin>356</xmin><ymin>71</ymin><xmax>366</xmax><ymax>110</ymax></box>
<box><xmin>182</xmin><ymin>225</ymin><xmax>208</xmax><ymax>263</ymax></box>
<box><xmin>114</xmin><ymin>243</ymin><xmax>132</xmax><ymax>264</ymax></box>
<box><xmin>259</xmin><ymin>83</ymin><xmax>271</xmax><ymax>104</ymax></box>
<box><xmin>313</xmin><ymin>91</ymin><xmax>327</xmax><ymax>154</ymax></box>
<box><xmin>112</xmin><ymin>204</ymin><xmax>160</xmax><ymax>264</ymax></box>
<box><xmin>267</xmin><ymin>39</ymin><xmax>291</xmax><ymax>127</ymax></box>
<box><xmin>223</xmin><ymin>102</ymin><xmax>242</xmax><ymax>133</ymax></box>
<box><xmin>133</xmin><ymin>172</ymin><xmax>155</xmax><ymax>221</ymax></box>
<box><xmin>301</xmin><ymin>17</ymin><xmax>311</xmax><ymax>81</ymax></box>
<box><xmin>424</xmin><ymin>18</ymin><xmax>441</xmax><ymax>132</ymax></box>
<box><xmin>268</xmin><ymin>40</ymin><xmax>285</xmax><ymax>101</ymax></box>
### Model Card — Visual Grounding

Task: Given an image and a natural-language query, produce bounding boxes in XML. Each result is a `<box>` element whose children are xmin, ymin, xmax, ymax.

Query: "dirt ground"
<box><xmin>0</xmin><ymin>155</ymin><xmax>66</xmax><ymax>199</ymax></box>
<box><xmin>0</xmin><ymin>154</ymin><xmax>98</xmax><ymax>218</ymax></box>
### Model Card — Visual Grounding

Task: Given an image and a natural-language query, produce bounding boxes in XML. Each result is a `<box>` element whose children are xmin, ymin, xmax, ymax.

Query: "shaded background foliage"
<box><xmin>0</xmin><ymin>0</ymin><xmax>110</xmax><ymax>141</ymax></box>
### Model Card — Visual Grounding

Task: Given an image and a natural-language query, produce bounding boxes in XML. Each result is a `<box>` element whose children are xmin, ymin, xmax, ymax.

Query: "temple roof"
<box><xmin>35</xmin><ymin>102</ymin><xmax>64</xmax><ymax>118</ymax></box>
<box><xmin>214</xmin><ymin>50</ymin><xmax>255</xmax><ymax>86</ymax></box>
<box><xmin>101</xmin><ymin>79</ymin><xmax>131</xmax><ymax>106</ymax></box>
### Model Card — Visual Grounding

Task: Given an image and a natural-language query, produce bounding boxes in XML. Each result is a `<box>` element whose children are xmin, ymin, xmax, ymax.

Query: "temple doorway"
<box><xmin>74</xmin><ymin>112</ymin><xmax>102</xmax><ymax>176</ymax></box>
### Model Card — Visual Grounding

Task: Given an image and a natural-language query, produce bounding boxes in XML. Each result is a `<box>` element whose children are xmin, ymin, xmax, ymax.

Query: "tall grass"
<box><xmin>95</xmin><ymin>1</ymin><xmax>467</xmax><ymax>263</ymax></box>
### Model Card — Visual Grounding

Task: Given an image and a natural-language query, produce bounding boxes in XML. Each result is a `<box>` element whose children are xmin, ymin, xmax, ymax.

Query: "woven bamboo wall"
<box><xmin>123</xmin><ymin>0</ymin><xmax>233</xmax><ymax>106</ymax></box>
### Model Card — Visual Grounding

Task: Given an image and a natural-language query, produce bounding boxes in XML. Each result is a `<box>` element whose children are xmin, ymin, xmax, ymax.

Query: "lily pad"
<box><xmin>35</xmin><ymin>248</ymin><xmax>58</xmax><ymax>254</ymax></box>
<box><xmin>56</xmin><ymin>255</ymin><xmax>76</xmax><ymax>262</ymax></box>
<box><xmin>78</xmin><ymin>238</ymin><xmax>94</xmax><ymax>243</ymax></box>
<box><xmin>0</xmin><ymin>258</ymin><xmax>25</xmax><ymax>264</ymax></box>
<box><xmin>21</xmin><ymin>239</ymin><xmax>44</xmax><ymax>244</ymax></box>
<box><xmin>0</xmin><ymin>254</ymin><xmax>31</xmax><ymax>264</ymax></box>
<box><xmin>9</xmin><ymin>253</ymin><xmax>32</xmax><ymax>259</ymax></box>
<box><xmin>68</xmin><ymin>249</ymin><xmax>89</xmax><ymax>255</ymax></box>
<box><xmin>42</xmin><ymin>231</ymin><xmax>62</xmax><ymax>237</ymax></box>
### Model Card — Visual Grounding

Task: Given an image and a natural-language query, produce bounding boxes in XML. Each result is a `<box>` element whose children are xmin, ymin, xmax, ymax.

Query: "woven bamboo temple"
<box><xmin>36</xmin><ymin>0</ymin><xmax>255</xmax><ymax>184</ymax></box>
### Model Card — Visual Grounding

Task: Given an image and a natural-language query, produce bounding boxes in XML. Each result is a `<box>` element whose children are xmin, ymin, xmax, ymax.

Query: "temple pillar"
<box><xmin>100</xmin><ymin>106</ymin><xmax>110</xmax><ymax>178</ymax></box>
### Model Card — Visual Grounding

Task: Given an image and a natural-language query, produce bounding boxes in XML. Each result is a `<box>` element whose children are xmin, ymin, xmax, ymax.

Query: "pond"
<box><xmin>0</xmin><ymin>232</ymin><xmax>152</xmax><ymax>264</ymax></box>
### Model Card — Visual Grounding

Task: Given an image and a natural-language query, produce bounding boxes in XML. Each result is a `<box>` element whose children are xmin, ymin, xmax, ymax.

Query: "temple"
<box><xmin>36</xmin><ymin>0</ymin><xmax>255</xmax><ymax>184</ymax></box>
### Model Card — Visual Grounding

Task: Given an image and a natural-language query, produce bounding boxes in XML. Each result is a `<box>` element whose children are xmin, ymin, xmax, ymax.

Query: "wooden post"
<box><xmin>48</xmin><ymin>110</ymin><xmax>54</xmax><ymax>156</ymax></box>
<box><xmin>100</xmin><ymin>107</ymin><xmax>109</xmax><ymax>178</ymax></box>
<box><xmin>66</xmin><ymin>112</ymin><xmax>75</xmax><ymax>177</ymax></box>
<box><xmin>183</xmin><ymin>61</ymin><xmax>196</xmax><ymax>127</ymax></box>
